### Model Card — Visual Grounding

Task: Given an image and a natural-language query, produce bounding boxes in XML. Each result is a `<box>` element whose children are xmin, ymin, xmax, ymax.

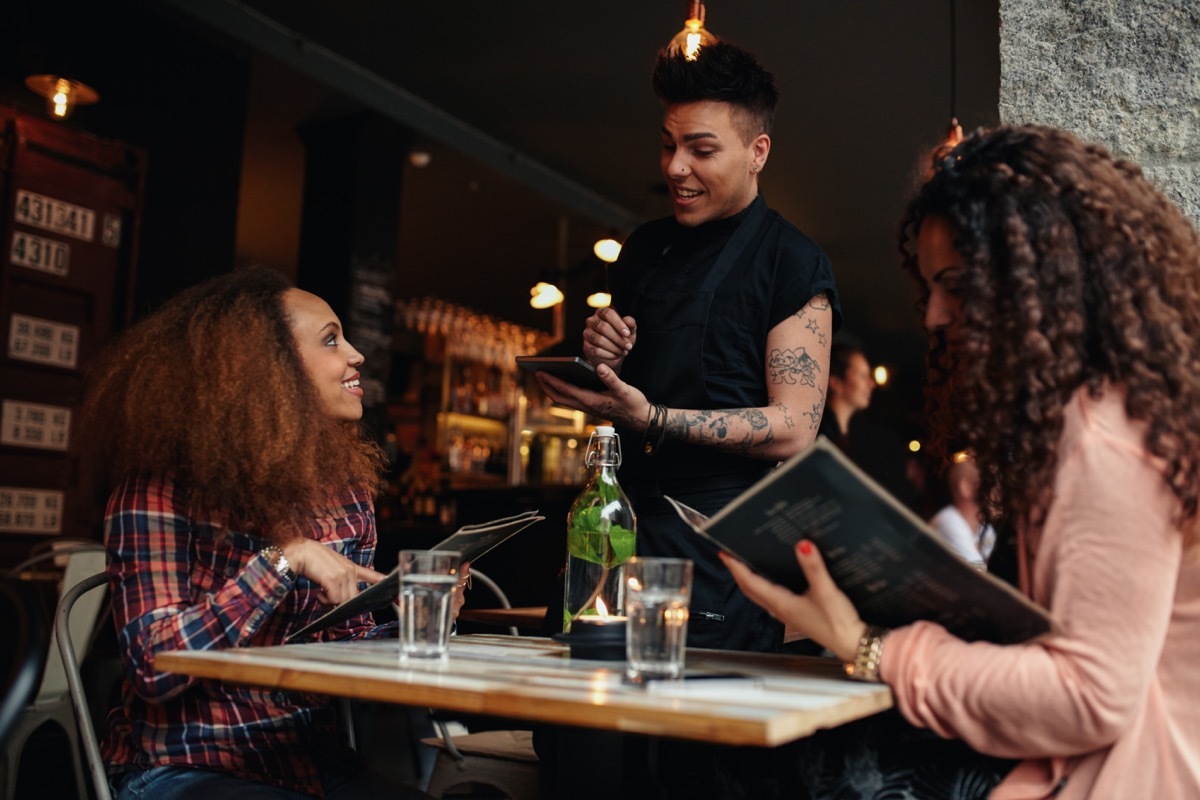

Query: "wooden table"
<box><xmin>155</xmin><ymin>633</ymin><xmax>891</xmax><ymax>747</ymax></box>
<box><xmin>457</xmin><ymin>606</ymin><xmax>548</xmax><ymax>630</ymax></box>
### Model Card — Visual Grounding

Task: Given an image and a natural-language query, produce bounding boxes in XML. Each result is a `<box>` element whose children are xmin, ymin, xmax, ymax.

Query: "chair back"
<box><xmin>468</xmin><ymin>568</ymin><xmax>519</xmax><ymax>636</ymax></box>
<box><xmin>56</xmin><ymin>571</ymin><xmax>112</xmax><ymax>800</ymax></box>
<box><xmin>38</xmin><ymin>546</ymin><xmax>106</xmax><ymax>702</ymax></box>
<box><xmin>0</xmin><ymin>579</ymin><xmax>49</xmax><ymax>747</ymax></box>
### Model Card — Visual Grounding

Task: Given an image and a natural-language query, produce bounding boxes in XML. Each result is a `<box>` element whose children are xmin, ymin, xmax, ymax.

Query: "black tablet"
<box><xmin>516</xmin><ymin>356</ymin><xmax>608</xmax><ymax>392</ymax></box>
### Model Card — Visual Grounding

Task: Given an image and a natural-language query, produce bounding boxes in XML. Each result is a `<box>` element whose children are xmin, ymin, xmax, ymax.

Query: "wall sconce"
<box><xmin>667</xmin><ymin>1</ymin><xmax>718</xmax><ymax>61</ymax></box>
<box><xmin>25</xmin><ymin>74</ymin><xmax>100</xmax><ymax>121</ymax></box>
<box><xmin>529</xmin><ymin>281</ymin><xmax>564</xmax><ymax>309</ymax></box>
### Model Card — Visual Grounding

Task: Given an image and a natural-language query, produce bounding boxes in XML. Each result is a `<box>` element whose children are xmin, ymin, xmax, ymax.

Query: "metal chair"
<box><xmin>423</xmin><ymin>567</ymin><xmax>540</xmax><ymax>800</ymax></box>
<box><xmin>0</xmin><ymin>579</ymin><xmax>48</xmax><ymax>750</ymax></box>
<box><xmin>2</xmin><ymin>545</ymin><xmax>107</xmax><ymax>800</ymax></box>
<box><xmin>56</xmin><ymin>571</ymin><xmax>112</xmax><ymax>800</ymax></box>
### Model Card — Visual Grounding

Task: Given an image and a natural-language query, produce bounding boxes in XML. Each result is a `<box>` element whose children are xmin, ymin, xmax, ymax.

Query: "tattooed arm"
<box><xmin>534</xmin><ymin>294</ymin><xmax>833</xmax><ymax>462</ymax></box>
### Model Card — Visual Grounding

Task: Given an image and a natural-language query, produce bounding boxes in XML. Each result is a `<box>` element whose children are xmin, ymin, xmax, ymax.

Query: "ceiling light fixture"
<box><xmin>593</xmin><ymin>238</ymin><xmax>621</xmax><ymax>263</ymax></box>
<box><xmin>529</xmin><ymin>281</ymin><xmax>564</xmax><ymax>309</ymax></box>
<box><xmin>24</xmin><ymin>74</ymin><xmax>99</xmax><ymax>121</ymax></box>
<box><xmin>666</xmin><ymin>1</ymin><xmax>717</xmax><ymax>61</ymax></box>
<box><xmin>942</xmin><ymin>0</ymin><xmax>963</xmax><ymax>152</ymax></box>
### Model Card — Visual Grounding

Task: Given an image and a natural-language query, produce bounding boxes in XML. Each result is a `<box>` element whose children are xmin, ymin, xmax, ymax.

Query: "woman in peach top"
<box><xmin>725</xmin><ymin>125</ymin><xmax>1200</xmax><ymax>799</ymax></box>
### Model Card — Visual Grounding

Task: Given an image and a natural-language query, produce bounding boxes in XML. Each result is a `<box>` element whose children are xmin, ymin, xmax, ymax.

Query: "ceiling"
<box><xmin>177</xmin><ymin>0</ymin><xmax>1001</xmax><ymax>382</ymax></box>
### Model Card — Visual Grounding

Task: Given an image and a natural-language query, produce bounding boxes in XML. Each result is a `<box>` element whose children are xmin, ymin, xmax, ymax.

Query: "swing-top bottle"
<box><xmin>562</xmin><ymin>426</ymin><xmax>637</xmax><ymax>632</ymax></box>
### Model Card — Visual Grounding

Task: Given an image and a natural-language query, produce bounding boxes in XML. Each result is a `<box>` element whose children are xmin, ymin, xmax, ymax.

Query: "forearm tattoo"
<box><xmin>593</xmin><ymin>400</ymin><xmax>640</xmax><ymax>429</ymax></box>
<box><xmin>665</xmin><ymin>408</ymin><xmax>775</xmax><ymax>455</ymax></box>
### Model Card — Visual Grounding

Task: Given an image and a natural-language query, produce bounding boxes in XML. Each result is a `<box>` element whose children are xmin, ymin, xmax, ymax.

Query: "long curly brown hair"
<box><xmin>77</xmin><ymin>266</ymin><xmax>383</xmax><ymax>538</ymax></box>
<box><xmin>900</xmin><ymin>125</ymin><xmax>1200</xmax><ymax>535</ymax></box>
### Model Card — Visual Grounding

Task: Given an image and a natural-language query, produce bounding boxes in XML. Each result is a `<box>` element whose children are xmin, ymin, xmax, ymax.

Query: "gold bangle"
<box><xmin>844</xmin><ymin>624</ymin><xmax>888</xmax><ymax>682</ymax></box>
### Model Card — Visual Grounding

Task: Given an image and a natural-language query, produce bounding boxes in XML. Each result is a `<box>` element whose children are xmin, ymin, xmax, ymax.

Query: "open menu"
<box><xmin>286</xmin><ymin>510</ymin><xmax>544</xmax><ymax>641</ymax></box>
<box><xmin>668</xmin><ymin>438</ymin><xmax>1053</xmax><ymax>645</ymax></box>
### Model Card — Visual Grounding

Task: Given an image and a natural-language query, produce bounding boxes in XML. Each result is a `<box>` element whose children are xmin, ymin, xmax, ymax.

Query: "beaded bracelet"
<box><xmin>844</xmin><ymin>624</ymin><xmax>888</xmax><ymax>682</ymax></box>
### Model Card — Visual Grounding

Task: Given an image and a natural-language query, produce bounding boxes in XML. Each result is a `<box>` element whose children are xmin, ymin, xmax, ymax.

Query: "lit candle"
<box><xmin>559</xmin><ymin>600</ymin><xmax>628</xmax><ymax>660</ymax></box>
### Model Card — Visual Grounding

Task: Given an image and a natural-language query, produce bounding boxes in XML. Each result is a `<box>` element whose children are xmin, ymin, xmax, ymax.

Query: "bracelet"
<box><xmin>844</xmin><ymin>624</ymin><xmax>888</xmax><ymax>682</ymax></box>
<box><xmin>642</xmin><ymin>402</ymin><xmax>661</xmax><ymax>455</ymax></box>
<box><xmin>642</xmin><ymin>402</ymin><xmax>668</xmax><ymax>456</ymax></box>
<box><xmin>260</xmin><ymin>545</ymin><xmax>296</xmax><ymax>582</ymax></box>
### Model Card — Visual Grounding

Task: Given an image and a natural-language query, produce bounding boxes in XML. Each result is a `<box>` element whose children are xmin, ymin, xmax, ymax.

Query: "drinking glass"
<box><xmin>625</xmin><ymin>557</ymin><xmax>693</xmax><ymax>682</ymax></box>
<box><xmin>396</xmin><ymin>549</ymin><xmax>461</xmax><ymax>660</ymax></box>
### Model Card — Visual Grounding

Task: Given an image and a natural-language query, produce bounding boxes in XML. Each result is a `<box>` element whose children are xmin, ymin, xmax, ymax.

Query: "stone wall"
<box><xmin>999</xmin><ymin>1</ymin><xmax>1200</xmax><ymax>224</ymax></box>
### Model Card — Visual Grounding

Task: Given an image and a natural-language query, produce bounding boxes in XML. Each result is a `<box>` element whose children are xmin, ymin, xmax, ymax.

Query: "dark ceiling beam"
<box><xmin>156</xmin><ymin>0</ymin><xmax>642</xmax><ymax>232</ymax></box>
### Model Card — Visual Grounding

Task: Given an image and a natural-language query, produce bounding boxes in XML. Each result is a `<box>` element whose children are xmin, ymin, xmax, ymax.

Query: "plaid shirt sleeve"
<box><xmin>106</xmin><ymin>473</ymin><xmax>392</xmax><ymax>701</ymax></box>
<box><xmin>106</xmin><ymin>473</ymin><xmax>299</xmax><ymax>700</ymax></box>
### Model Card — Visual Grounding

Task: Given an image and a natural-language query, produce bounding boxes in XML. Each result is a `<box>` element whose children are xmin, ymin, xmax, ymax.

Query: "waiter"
<box><xmin>536</xmin><ymin>40</ymin><xmax>840</xmax><ymax>653</ymax></box>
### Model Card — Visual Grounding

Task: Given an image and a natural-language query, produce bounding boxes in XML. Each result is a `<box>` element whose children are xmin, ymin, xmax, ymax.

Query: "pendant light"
<box><xmin>25</xmin><ymin>75</ymin><xmax>99</xmax><ymax>121</ymax></box>
<box><xmin>942</xmin><ymin>0</ymin><xmax>963</xmax><ymax>151</ymax></box>
<box><xmin>666</xmin><ymin>1</ymin><xmax>717</xmax><ymax>61</ymax></box>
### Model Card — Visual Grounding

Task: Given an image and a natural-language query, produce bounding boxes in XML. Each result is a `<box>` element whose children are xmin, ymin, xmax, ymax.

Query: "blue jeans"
<box><xmin>115</xmin><ymin>764</ymin><xmax>430</xmax><ymax>799</ymax></box>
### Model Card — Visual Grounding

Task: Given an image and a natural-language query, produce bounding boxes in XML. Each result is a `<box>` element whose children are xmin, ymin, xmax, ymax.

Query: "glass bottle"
<box><xmin>562</xmin><ymin>426</ymin><xmax>637</xmax><ymax>632</ymax></box>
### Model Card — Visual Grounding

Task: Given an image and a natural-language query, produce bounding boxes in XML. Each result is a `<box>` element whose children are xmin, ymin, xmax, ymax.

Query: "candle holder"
<box><xmin>553</xmin><ymin>616</ymin><xmax>628</xmax><ymax>661</ymax></box>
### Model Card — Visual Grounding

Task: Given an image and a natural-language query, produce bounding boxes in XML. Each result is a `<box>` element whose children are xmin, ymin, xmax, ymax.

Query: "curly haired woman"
<box><xmin>79</xmin><ymin>267</ymin><xmax>444</xmax><ymax>799</ymax></box>
<box><xmin>724</xmin><ymin>125</ymin><xmax>1200</xmax><ymax>798</ymax></box>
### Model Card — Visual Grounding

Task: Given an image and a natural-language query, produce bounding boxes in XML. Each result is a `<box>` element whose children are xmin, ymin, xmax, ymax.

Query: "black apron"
<box><xmin>619</xmin><ymin>199</ymin><xmax>783</xmax><ymax>652</ymax></box>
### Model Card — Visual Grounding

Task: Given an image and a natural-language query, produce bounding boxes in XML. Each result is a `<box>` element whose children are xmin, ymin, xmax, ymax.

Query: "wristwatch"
<box><xmin>844</xmin><ymin>624</ymin><xmax>888</xmax><ymax>682</ymax></box>
<box><xmin>260</xmin><ymin>545</ymin><xmax>296</xmax><ymax>581</ymax></box>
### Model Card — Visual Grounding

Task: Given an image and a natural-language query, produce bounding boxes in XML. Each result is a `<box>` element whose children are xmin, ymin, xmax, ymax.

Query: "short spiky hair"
<box><xmin>652</xmin><ymin>41</ymin><xmax>778</xmax><ymax>142</ymax></box>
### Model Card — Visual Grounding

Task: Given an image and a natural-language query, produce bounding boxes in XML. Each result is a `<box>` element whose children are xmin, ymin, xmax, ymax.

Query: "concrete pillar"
<box><xmin>999</xmin><ymin>1</ymin><xmax>1200</xmax><ymax>224</ymax></box>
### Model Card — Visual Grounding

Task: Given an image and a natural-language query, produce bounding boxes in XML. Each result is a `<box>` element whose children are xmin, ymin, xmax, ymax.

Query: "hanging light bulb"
<box><xmin>941</xmin><ymin>0</ymin><xmax>962</xmax><ymax>152</ymax></box>
<box><xmin>530</xmin><ymin>281</ymin><xmax>564</xmax><ymax>309</ymax></box>
<box><xmin>944</xmin><ymin>117</ymin><xmax>963</xmax><ymax>149</ymax></box>
<box><xmin>593</xmin><ymin>238</ymin><xmax>621</xmax><ymax>263</ymax></box>
<box><xmin>667</xmin><ymin>1</ymin><xmax>718</xmax><ymax>61</ymax></box>
<box><xmin>927</xmin><ymin>0</ymin><xmax>963</xmax><ymax>175</ymax></box>
<box><xmin>24</xmin><ymin>74</ymin><xmax>100</xmax><ymax>121</ymax></box>
<box><xmin>586</xmin><ymin>291</ymin><xmax>612</xmax><ymax>309</ymax></box>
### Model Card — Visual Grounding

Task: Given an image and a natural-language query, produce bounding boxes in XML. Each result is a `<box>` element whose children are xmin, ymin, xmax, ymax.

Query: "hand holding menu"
<box><xmin>668</xmin><ymin>438</ymin><xmax>1053</xmax><ymax>645</ymax></box>
<box><xmin>287</xmin><ymin>510</ymin><xmax>544</xmax><ymax>642</ymax></box>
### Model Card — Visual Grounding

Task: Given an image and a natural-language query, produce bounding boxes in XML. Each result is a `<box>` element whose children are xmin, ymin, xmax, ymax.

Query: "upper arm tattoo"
<box><xmin>802</xmin><ymin>390</ymin><xmax>824</xmax><ymax>430</ymax></box>
<box><xmin>768</xmin><ymin>347</ymin><xmax>820</xmax><ymax>387</ymax></box>
<box><xmin>794</xmin><ymin>293</ymin><xmax>831</xmax><ymax>345</ymax></box>
<box><xmin>770</xmin><ymin>395</ymin><xmax>794</xmax><ymax>429</ymax></box>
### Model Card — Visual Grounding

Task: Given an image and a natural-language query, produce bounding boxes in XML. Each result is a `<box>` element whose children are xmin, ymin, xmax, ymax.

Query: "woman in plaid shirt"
<box><xmin>79</xmin><ymin>267</ymin><xmax>441</xmax><ymax>798</ymax></box>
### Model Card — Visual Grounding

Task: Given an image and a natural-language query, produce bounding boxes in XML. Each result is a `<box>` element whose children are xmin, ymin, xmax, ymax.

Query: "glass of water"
<box><xmin>396</xmin><ymin>549</ymin><xmax>462</xmax><ymax>660</ymax></box>
<box><xmin>625</xmin><ymin>557</ymin><xmax>693</xmax><ymax>682</ymax></box>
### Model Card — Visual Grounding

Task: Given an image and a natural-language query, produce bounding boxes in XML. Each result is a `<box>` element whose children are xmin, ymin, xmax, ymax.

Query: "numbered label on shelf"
<box><xmin>1</xmin><ymin>399</ymin><xmax>71</xmax><ymax>451</ymax></box>
<box><xmin>0</xmin><ymin>486</ymin><xmax>63</xmax><ymax>534</ymax></box>
<box><xmin>8</xmin><ymin>314</ymin><xmax>79</xmax><ymax>369</ymax></box>
<box><xmin>10</xmin><ymin>230</ymin><xmax>70</xmax><ymax>276</ymax></box>
<box><xmin>102</xmin><ymin>213</ymin><xmax>122</xmax><ymax>248</ymax></box>
<box><xmin>14</xmin><ymin>189</ymin><xmax>96</xmax><ymax>242</ymax></box>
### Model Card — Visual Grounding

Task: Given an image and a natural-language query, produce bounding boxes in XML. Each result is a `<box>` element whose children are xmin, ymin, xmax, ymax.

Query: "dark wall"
<box><xmin>0</xmin><ymin>0</ymin><xmax>250</xmax><ymax>319</ymax></box>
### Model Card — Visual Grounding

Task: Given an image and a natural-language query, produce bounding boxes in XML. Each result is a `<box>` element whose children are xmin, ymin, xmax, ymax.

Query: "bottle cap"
<box><xmin>595</xmin><ymin>425</ymin><xmax>615</xmax><ymax>436</ymax></box>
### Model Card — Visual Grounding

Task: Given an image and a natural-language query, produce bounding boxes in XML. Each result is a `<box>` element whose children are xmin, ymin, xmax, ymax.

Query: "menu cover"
<box><xmin>668</xmin><ymin>438</ymin><xmax>1053</xmax><ymax>645</ymax></box>
<box><xmin>286</xmin><ymin>510</ymin><xmax>545</xmax><ymax>641</ymax></box>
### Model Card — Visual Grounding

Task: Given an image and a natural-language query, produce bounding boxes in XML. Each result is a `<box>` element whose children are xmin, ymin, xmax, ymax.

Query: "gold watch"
<box><xmin>844</xmin><ymin>625</ymin><xmax>888</xmax><ymax>682</ymax></box>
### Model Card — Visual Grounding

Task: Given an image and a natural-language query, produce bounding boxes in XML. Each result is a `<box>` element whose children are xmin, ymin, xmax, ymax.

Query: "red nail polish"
<box><xmin>799</xmin><ymin>541</ymin><xmax>813</xmax><ymax>556</ymax></box>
